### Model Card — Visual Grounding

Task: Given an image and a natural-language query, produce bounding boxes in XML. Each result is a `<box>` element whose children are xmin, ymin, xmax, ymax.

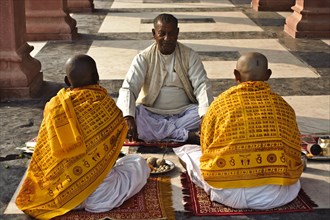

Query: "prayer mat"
<box><xmin>124</xmin><ymin>140</ymin><xmax>183</xmax><ymax>148</ymax></box>
<box><xmin>54</xmin><ymin>176</ymin><xmax>175</xmax><ymax>220</ymax></box>
<box><xmin>181</xmin><ymin>172</ymin><xmax>317</xmax><ymax>216</ymax></box>
<box><xmin>18</xmin><ymin>137</ymin><xmax>184</xmax><ymax>152</ymax></box>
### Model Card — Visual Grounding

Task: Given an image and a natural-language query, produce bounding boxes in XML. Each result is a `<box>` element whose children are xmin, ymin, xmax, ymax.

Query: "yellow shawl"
<box><xmin>200</xmin><ymin>81</ymin><xmax>303</xmax><ymax>188</ymax></box>
<box><xmin>16</xmin><ymin>85</ymin><xmax>128</xmax><ymax>219</ymax></box>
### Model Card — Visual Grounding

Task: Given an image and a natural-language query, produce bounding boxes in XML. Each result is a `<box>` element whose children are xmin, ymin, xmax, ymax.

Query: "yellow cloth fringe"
<box><xmin>200</xmin><ymin>81</ymin><xmax>303</xmax><ymax>189</ymax></box>
<box><xmin>15</xmin><ymin>85</ymin><xmax>128</xmax><ymax>219</ymax></box>
<box><xmin>158</xmin><ymin>177</ymin><xmax>176</xmax><ymax>220</ymax></box>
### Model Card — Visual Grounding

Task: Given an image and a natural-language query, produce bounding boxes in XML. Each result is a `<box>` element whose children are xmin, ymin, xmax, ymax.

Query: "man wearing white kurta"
<box><xmin>117</xmin><ymin>13</ymin><xmax>213</xmax><ymax>144</ymax></box>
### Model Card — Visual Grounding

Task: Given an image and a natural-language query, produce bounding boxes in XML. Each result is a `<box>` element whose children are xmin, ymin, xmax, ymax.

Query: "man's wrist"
<box><xmin>124</xmin><ymin>115</ymin><xmax>134</xmax><ymax>119</ymax></box>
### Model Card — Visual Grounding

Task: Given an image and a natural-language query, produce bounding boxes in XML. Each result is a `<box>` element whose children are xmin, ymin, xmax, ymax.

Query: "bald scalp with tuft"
<box><xmin>65</xmin><ymin>54</ymin><xmax>99</xmax><ymax>88</ymax></box>
<box><xmin>235</xmin><ymin>52</ymin><xmax>271</xmax><ymax>82</ymax></box>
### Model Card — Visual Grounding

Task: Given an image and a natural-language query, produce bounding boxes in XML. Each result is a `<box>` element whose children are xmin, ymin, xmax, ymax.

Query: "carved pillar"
<box><xmin>251</xmin><ymin>0</ymin><xmax>295</xmax><ymax>11</ymax></box>
<box><xmin>67</xmin><ymin>0</ymin><xmax>94</xmax><ymax>12</ymax></box>
<box><xmin>0</xmin><ymin>0</ymin><xmax>42</xmax><ymax>101</ymax></box>
<box><xmin>284</xmin><ymin>0</ymin><xmax>330</xmax><ymax>38</ymax></box>
<box><xmin>25</xmin><ymin>0</ymin><xmax>78</xmax><ymax>41</ymax></box>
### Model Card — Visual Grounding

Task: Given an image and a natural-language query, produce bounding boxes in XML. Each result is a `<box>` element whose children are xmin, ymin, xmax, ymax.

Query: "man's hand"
<box><xmin>124</xmin><ymin>116</ymin><xmax>138</xmax><ymax>142</ymax></box>
<box><xmin>199</xmin><ymin>116</ymin><xmax>204</xmax><ymax>133</ymax></box>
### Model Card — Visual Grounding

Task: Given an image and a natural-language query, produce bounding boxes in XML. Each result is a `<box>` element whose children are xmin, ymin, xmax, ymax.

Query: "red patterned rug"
<box><xmin>124</xmin><ymin>140</ymin><xmax>183</xmax><ymax>148</ymax></box>
<box><xmin>181</xmin><ymin>172</ymin><xmax>317</xmax><ymax>216</ymax></box>
<box><xmin>54</xmin><ymin>176</ymin><xmax>174</xmax><ymax>220</ymax></box>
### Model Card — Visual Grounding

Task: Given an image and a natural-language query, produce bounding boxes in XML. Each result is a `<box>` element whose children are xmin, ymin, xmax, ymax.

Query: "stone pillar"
<box><xmin>67</xmin><ymin>0</ymin><xmax>94</xmax><ymax>13</ymax></box>
<box><xmin>251</xmin><ymin>0</ymin><xmax>295</xmax><ymax>11</ymax></box>
<box><xmin>284</xmin><ymin>0</ymin><xmax>330</xmax><ymax>38</ymax></box>
<box><xmin>25</xmin><ymin>0</ymin><xmax>78</xmax><ymax>41</ymax></box>
<box><xmin>0</xmin><ymin>0</ymin><xmax>43</xmax><ymax>101</ymax></box>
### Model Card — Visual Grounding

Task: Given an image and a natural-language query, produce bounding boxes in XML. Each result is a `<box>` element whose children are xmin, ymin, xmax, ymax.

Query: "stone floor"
<box><xmin>0</xmin><ymin>0</ymin><xmax>329</xmax><ymax>219</ymax></box>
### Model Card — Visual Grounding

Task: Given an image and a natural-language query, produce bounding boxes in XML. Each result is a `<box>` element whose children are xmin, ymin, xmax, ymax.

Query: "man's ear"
<box><xmin>152</xmin><ymin>29</ymin><xmax>156</xmax><ymax>38</ymax></box>
<box><xmin>234</xmin><ymin>69</ymin><xmax>241</xmax><ymax>83</ymax></box>
<box><xmin>265</xmin><ymin>69</ymin><xmax>272</xmax><ymax>81</ymax></box>
<box><xmin>93</xmin><ymin>72</ymin><xmax>99</xmax><ymax>84</ymax></box>
<box><xmin>64</xmin><ymin>76</ymin><xmax>71</xmax><ymax>86</ymax></box>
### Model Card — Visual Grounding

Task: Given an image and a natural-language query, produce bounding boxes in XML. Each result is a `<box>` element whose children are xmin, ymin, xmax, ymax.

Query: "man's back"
<box><xmin>200</xmin><ymin>81</ymin><xmax>303</xmax><ymax>189</ymax></box>
<box><xmin>174</xmin><ymin>52</ymin><xmax>303</xmax><ymax>210</ymax></box>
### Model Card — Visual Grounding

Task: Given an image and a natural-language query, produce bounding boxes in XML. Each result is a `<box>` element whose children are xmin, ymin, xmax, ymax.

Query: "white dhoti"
<box><xmin>135</xmin><ymin>105</ymin><xmax>200</xmax><ymax>142</ymax></box>
<box><xmin>76</xmin><ymin>155</ymin><xmax>150</xmax><ymax>212</ymax></box>
<box><xmin>173</xmin><ymin>145</ymin><xmax>301</xmax><ymax>210</ymax></box>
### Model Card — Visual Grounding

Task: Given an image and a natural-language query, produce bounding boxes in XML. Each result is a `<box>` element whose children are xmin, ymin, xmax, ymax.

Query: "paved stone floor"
<box><xmin>0</xmin><ymin>0</ymin><xmax>329</xmax><ymax>219</ymax></box>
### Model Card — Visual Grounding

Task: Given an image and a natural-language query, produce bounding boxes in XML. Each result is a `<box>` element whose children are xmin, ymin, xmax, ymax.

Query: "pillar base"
<box><xmin>26</xmin><ymin>31</ymin><xmax>78</xmax><ymax>41</ymax></box>
<box><xmin>0</xmin><ymin>75</ymin><xmax>43</xmax><ymax>101</ymax></box>
<box><xmin>285</xmin><ymin>24</ymin><xmax>330</xmax><ymax>38</ymax></box>
<box><xmin>25</xmin><ymin>0</ymin><xmax>78</xmax><ymax>41</ymax></box>
<box><xmin>251</xmin><ymin>0</ymin><xmax>295</xmax><ymax>11</ymax></box>
<box><xmin>26</xmin><ymin>16</ymin><xmax>78</xmax><ymax>41</ymax></box>
<box><xmin>284</xmin><ymin>2</ymin><xmax>330</xmax><ymax>38</ymax></box>
<box><xmin>67</xmin><ymin>0</ymin><xmax>94</xmax><ymax>12</ymax></box>
<box><xmin>0</xmin><ymin>43</ymin><xmax>43</xmax><ymax>101</ymax></box>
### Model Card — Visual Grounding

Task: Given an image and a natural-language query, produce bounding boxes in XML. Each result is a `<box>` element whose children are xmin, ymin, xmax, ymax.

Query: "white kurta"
<box><xmin>173</xmin><ymin>145</ymin><xmax>301</xmax><ymax>210</ymax></box>
<box><xmin>117</xmin><ymin>44</ymin><xmax>213</xmax><ymax>118</ymax></box>
<box><xmin>117</xmin><ymin>44</ymin><xmax>213</xmax><ymax>142</ymax></box>
<box><xmin>145</xmin><ymin>52</ymin><xmax>193</xmax><ymax>115</ymax></box>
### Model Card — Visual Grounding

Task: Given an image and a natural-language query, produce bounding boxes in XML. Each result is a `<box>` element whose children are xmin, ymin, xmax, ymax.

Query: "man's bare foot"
<box><xmin>187</xmin><ymin>131</ymin><xmax>200</xmax><ymax>145</ymax></box>
<box><xmin>179</xmin><ymin>158</ymin><xmax>187</xmax><ymax>170</ymax></box>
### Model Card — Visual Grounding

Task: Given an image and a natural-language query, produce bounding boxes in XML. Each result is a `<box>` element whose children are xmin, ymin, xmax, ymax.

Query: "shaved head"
<box><xmin>65</xmin><ymin>54</ymin><xmax>99</xmax><ymax>88</ymax></box>
<box><xmin>234</xmin><ymin>52</ymin><xmax>271</xmax><ymax>83</ymax></box>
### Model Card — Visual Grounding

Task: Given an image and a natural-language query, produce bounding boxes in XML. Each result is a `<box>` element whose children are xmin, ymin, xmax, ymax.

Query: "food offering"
<box><xmin>301</xmin><ymin>134</ymin><xmax>330</xmax><ymax>160</ymax></box>
<box><xmin>146</xmin><ymin>157</ymin><xmax>175</xmax><ymax>174</ymax></box>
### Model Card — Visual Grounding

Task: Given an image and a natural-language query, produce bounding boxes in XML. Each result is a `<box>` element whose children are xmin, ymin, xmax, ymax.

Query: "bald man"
<box><xmin>16</xmin><ymin>54</ymin><xmax>150</xmax><ymax>219</ymax></box>
<box><xmin>174</xmin><ymin>52</ymin><xmax>303</xmax><ymax>209</ymax></box>
<box><xmin>234</xmin><ymin>52</ymin><xmax>272</xmax><ymax>82</ymax></box>
<box><xmin>64</xmin><ymin>54</ymin><xmax>100</xmax><ymax>88</ymax></box>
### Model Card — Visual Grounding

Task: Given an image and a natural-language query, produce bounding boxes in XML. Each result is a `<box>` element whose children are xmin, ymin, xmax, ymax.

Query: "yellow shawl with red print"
<box><xmin>16</xmin><ymin>85</ymin><xmax>128</xmax><ymax>219</ymax></box>
<box><xmin>200</xmin><ymin>81</ymin><xmax>303</xmax><ymax>189</ymax></box>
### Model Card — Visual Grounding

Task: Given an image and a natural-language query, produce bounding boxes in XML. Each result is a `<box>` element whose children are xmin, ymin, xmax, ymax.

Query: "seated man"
<box><xmin>116</xmin><ymin>13</ymin><xmax>213</xmax><ymax>144</ymax></box>
<box><xmin>16</xmin><ymin>55</ymin><xmax>150</xmax><ymax>219</ymax></box>
<box><xmin>174</xmin><ymin>52</ymin><xmax>304</xmax><ymax>209</ymax></box>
